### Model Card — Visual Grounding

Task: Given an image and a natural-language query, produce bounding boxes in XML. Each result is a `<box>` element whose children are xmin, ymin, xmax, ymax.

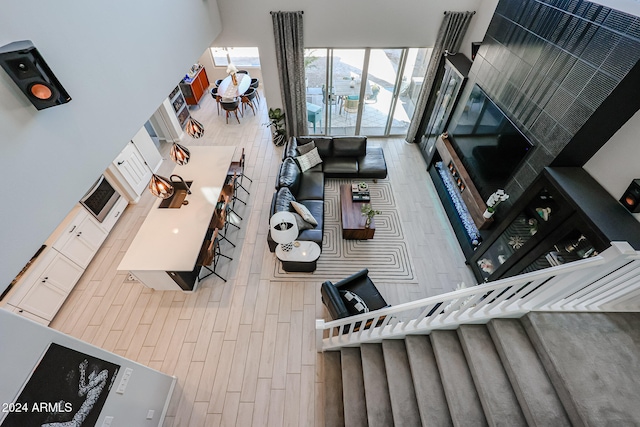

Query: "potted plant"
<box><xmin>267</xmin><ymin>108</ymin><xmax>287</xmax><ymax>146</ymax></box>
<box><xmin>484</xmin><ymin>189</ymin><xmax>509</xmax><ymax>218</ymax></box>
<box><xmin>361</xmin><ymin>204</ymin><xmax>381</xmax><ymax>228</ymax></box>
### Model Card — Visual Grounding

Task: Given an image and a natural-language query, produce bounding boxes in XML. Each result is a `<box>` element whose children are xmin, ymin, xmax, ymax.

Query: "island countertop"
<box><xmin>118</xmin><ymin>146</ymin><xmax>236</xmax><ymax>272</ymax></box>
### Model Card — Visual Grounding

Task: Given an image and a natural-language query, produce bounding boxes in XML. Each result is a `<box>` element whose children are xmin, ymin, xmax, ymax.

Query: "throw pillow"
<box><xmin>291</xmin><ymin>212</ymin><xmax>314</xmax><ymax>231</ymax></box>
<box><xmin>340</xmin><ymin>290</ymin><xmax>370</xmax><ymax>314</ymax></box>
<box><xmin>297</xmin><ymin>140</ymin><xmax>316</xmax><ymax>155</ymax></box>
<box><xmin>290</xmin><ymin>201</ymin><xmax>318</xmax><ymax>226</ymax></box>
<box><xmin>296</xmin><ymin>147</ymin><xmax>323</xmax><ymax>173</ymax></box>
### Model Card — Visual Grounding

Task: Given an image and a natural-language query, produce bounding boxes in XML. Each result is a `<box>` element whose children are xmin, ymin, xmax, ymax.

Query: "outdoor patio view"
<box><xmin>304</xmin><ymin>48</ymin><xmax>432</xmax><ymax>136</ymax></box>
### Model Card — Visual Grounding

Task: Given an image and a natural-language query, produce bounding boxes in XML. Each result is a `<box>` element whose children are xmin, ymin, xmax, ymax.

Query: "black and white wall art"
<box><xmin>1</xmin><ymin>343</ymin><xmax>120</xmax><ymax>427</ymax></box>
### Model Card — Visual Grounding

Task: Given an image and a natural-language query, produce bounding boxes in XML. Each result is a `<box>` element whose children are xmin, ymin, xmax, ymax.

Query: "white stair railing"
<box><xmin>316</xmin><ymin>242</ymin><xmax>640</xmax><ymax>351</ymax></box>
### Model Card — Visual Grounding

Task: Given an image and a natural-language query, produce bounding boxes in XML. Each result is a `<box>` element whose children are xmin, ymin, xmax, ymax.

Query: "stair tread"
<box><xmin>405</xmin><ymin>335</ymin><xmax>453</xmax><ymax>427</ymax></box>
<box><xmin>361</xmin><ymin>344</ymin><xmax>394</xmax><ymax>427</ymax></box>
<box><xmin>381</xmin><ymin>340</ymin><xmax>421</xmax><ymax>427</ymax></box>
<box><xmin>524</xmin><ymin>312</ymin><xmax>640</xmax><ymax>426</ymax></box>
<box><xmin>488</xmin><ymin>319</ymin><xmax>571</xmax><ymax>427</ymax></box>
<box><xmin>324</xmin><ymin>351</ymin><xmax>345</xmax><ymax>427</ymax></box>
<box><xmin>341</xmin><ymin>347</ymin><xmax>368</xmax><ymax>427</ymax></box>
<box><xmin>431</xmin><ymin>330</ymin><xmax>488</xmax><ymax>427</ymax></box>
<box><xmin>458</xmin><ymin>325</ymin><xmax>527</xmax><ymax>427</ymax></box>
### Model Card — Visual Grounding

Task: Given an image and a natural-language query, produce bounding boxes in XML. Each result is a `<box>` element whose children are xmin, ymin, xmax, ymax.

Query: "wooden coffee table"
<box><xmin>340</xmin><ymin>184</ymin><xmax>375</xmax><ymax>239</ymax></box>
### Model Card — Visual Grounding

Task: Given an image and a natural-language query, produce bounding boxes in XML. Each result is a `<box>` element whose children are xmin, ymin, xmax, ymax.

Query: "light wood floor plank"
<box><xmin>284</xmin><ymin>373</ymin><xmax>301</xmax><ymax>427</ymax></box>
<box><xmin>188</xmin><ymin>402</ymin><xmax>209</xmax><ymax>427</ymax></box>
<box><xmin>185</xmin><ymin>287</ymin><xmax>212</xmax><ymax>343</ymax></box>
<box><xmin>192</xmin><ymin>301</ymin><xmax>220</xmax><ymax>362</ymax></box>
<box><xmin>266</xmin><ymin>389</ymin><xmax>285</xmax><ymax>427</ymax></box>
<box><xmin>240</xmin><ymin>331</ymin><xmax>263</xmax><ymax>402</ymax></box>
<box><xmin>236</xmin><ymin>402</ymin><xmax>255</xmax><ymax>427</ymax></box>
<box><xmin>258</xmin><ymin>314</ymin><xmax>278</xmax><ymax>379</ymax></box>
<box><xmin>271</xmin><ymin>322</ymin><xmax>290</xmax><ymax>390</ymax></box>
<box><xmin>287</xmin><ymin>310</ymin><xmax>303</xmax><ymax>375</ymax></box>
<box><xmin>173</xmin><ymin>360</ymin><xmax>204</xmax><ymax>427</ymax></box>
<box><xmin>221</xmin><ymin>392</ymin><xmax>241</xmax><ymax>427</ymax></box>
<box><xmin>195</xmin><ymin>331</ymin><xmax>225</xmax><ymax>402</ymax></box>
<box><xmin>252</xmin><ymin>378</ymin><xmax>272</xmax><ymax>427</ymax></box>
<box><xmin>227</xmin><ymin>324</ymin><xmax>252</xmax><ymax>393</ymax></box>
<box><xmin>208</xmin><ymin>340</ymin><xmax>236</xmax><ymax>414</ymax></box>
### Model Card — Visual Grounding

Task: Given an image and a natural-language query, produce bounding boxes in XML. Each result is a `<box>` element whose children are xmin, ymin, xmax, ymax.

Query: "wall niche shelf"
<box><xmin>469</xmin><ymin>167</ymin><xmax>640</xmax><ymax>283</ymax></box>
<box><xmin>169</xmin><ymin>86</ymin><xmax>189</xmax><ymax>129</ymax></box>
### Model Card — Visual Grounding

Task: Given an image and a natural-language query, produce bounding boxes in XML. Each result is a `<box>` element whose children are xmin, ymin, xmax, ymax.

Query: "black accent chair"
<box><xmin>321</xmin><ymin>269</ymin><xmax>390</xmax><ymax>331</ymax></box>
<box><xmin>250</xmin><ymin>78</ymin><xmax>260</xmax><ymax>102</ymax></box>
<box><xmin>220</xmin><ymin>99</ymin><xmax>241</xmax><ymax>124</ymax></box>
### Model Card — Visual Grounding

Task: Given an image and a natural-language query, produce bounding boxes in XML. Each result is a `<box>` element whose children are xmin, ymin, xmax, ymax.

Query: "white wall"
<box><xmin>211</xmin><ymin>0</ymin><xmax>487</xmax><ymax>110</ymax></box>
<box><xmin>585</xmin><ymin>110</ymin><xmax>640</xmax><ymax>222</ymax></box>
<box><xmin>0</xmin><ymin>310</ymin><xmax>175</xmax><ymax>426</ymax></box>
<box><xmin>0</xmin><ymin>0</ymin><xmax>222</xmax><ymax>286</ymax></box>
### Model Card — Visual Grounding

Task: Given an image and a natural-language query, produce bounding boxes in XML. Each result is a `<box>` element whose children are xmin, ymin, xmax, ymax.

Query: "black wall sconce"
<box><xmin>0</xmin><ymin>40</ymin><xmax>71</xmax><ymax>110</ymax></box>
<box><xmin>620</xmin><ymin>179</ymin><xmax>640</xmax><ymax>213</ymax></box>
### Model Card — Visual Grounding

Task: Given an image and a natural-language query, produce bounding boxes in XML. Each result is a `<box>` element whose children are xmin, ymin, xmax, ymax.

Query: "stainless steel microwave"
<box><xmin>80</xmin><ymin>175</ymin><xmax>121</xmax><ymax>223</ymax></box>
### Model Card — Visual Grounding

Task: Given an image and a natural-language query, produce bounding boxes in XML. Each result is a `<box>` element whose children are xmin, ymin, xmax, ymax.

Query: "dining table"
<box><xmin>218</xmin><ymin>73</ymin><xmax>252</xmax><ymax>100</ymax></box>
<box><xmin>332</xmin><ymin>78</ymin><xmax>371</xmax><ymax>98</ymax></box>
<box><xmin>330</xmin><ymin>78</ymin><xmax>372</xmax><ymax>113</ymax></box>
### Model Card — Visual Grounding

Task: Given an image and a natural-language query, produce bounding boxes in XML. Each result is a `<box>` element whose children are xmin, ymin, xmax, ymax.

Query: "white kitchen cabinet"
<box><xmin>106</xmin><ymin>140</ymin><xmax>153</xmax><ymax>202</ymax></box>
<box><xmin>7</xmin><ymin>248</ymin><xmax>84</xmax><ymax>324</ymax></box>
<box><xmin>5</xmin><ymin>304</ymin><xmax>50</xmax><ymax>325</ymax></box>
<box><xmin>52</xmin><ymin>208</ymin><xmax>107</xmax><ymax>269</ymax></box>
<box><xmin>100</xmin><ymin>196</ymin><xmax>129</xmax><ymax>232</ymax></box>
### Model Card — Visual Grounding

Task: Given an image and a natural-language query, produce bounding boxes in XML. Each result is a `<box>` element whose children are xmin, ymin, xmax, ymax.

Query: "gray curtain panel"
<box><xmin>271</xmin><ymin>11</ymin><xmax>307</xmax><ymax>137</ymax></box>
<box><xmin>405</xmin><ymin>11</ymin><xmax>475</xmax><ymax>144</ymax></box>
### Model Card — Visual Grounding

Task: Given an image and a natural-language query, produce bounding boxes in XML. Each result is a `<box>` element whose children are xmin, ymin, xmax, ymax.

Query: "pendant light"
<box><xmin>170</xmin><ymin>142</ymin><xmax>191</xmax><ymax>165</ymax></box>
<box><xmin>149</xmin><ymin>174</ymin><xmax>174</xmax><ymax>199</ymax></box>
<box><xmin>185</xmin><ymin>117</ymin><xmax>204</xmax><ymax>138</ymax></box>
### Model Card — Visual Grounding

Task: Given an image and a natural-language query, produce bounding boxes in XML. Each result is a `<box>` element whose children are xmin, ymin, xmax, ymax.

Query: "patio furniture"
<box><xmin>342</xmin><ymin>96</ymin><xmax>359</xmax><ymax>120</ymax></box>
<box><xmin>306</xmin><ymin>102</ymin><xmax>322</xmax><ymax>132</ymax></box>
<box><xmin>365</xmin><ymin>84</ymin><xmax>380</xmax><ymax>104</ymax></box>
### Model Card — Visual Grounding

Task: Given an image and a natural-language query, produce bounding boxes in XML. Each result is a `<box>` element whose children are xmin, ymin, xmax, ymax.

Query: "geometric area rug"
<box><xmin>272</xmin><ymin>177</ymin><xmax>417</xmax><ymax>283</ymax></box>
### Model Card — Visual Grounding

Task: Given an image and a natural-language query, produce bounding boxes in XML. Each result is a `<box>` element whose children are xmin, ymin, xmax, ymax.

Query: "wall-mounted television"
<box><xmin>448</xmin><ymin>84</ymin><xmax>533</xmax><ymax>200</ymax></box>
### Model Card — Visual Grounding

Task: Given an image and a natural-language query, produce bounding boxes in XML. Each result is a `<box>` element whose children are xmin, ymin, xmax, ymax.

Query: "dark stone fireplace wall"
<box><xmin>466</xmin><ymin>0</ymin><xmax>640</xmax><ymax>203</ymax></box>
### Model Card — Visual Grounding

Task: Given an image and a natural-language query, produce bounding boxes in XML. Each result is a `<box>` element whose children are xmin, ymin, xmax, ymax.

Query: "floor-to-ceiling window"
<box><xmin>305</xmin><ymin>48</ymin><xmax>432</xmax><ymax>137</ymax></box>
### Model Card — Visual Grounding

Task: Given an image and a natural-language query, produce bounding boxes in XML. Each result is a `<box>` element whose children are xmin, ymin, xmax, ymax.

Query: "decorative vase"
<box><xmin>483</xmin><ymin>209</ymin><xmax>494</xmax><ymax>219</ymax></box>
<box><xmin>231</xmin><ymin>73</ymin><xmax>238</xmax><ymax>86</ymax></box>
<box><xmin>365</xmin><ymin>217</ymin><xmax>371</xmax><ymax>228</ymax></box>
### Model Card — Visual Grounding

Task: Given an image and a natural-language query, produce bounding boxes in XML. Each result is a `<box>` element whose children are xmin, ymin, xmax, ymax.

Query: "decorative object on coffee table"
<box><xmin>361</xmin><ymin>204</ymin><xmax>381</xmax><ymax>229</ymax></box>
<box><xmin>270</xmin><ymin>211</ymin><xmax>298</xmax><ymax>252</ymax></box>
<box><xmin>351</xmin><ymin>182</ymin><xmax>371</xmax><ymax>201</ymax></box>
<box><xmin>340</xmin><ymin>184</ymin><xmax>375</xmax><ymax>239</ymax></box>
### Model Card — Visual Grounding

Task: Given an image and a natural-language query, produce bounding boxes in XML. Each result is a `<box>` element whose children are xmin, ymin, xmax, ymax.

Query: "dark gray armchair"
<box><xmin>321</xmin><ymin>269</ymin><xmax>390</xmax><ymax>323</ymax></box>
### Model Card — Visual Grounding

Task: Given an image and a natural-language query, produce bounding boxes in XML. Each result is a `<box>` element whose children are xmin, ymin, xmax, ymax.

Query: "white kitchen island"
<box><xmin>118</xmin><ymin>146</ymin><xmax>236</xmax><ymax>291</ymax></box>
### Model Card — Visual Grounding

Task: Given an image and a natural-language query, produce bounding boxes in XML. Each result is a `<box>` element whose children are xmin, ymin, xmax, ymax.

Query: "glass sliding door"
<box><xmin>391</xmin><ymin>48</ymin><xmax>433</xmax><ymax>134</ymax></box>
<box><xmin>361</xmin><ymin>49</ymin><xmax>403</xmax><ymax>135</ymax></box>
<box><xmin>304</xmin><ymin>47</ymin><xmax>432</xmax><ymax>137</ymax></box>
<box><xmin>304</xmin><ymin>49</ymin><xmax>328</xmax><ymax>135</ymax></box>
<box><xmin>328</xmin><ymin>49</ymin><xmax>366</xmax><ymax>136</ymax></box>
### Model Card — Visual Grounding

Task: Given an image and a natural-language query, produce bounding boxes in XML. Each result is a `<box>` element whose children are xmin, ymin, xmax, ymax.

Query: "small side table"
<box><xmin>276</xmin><ymin>241</ymin><xmax>321</xmax><ymax>272</ymax></box>
<box><xmin>306</xmin><ymin>102</ymin><xmax>323</xmax><ymax>132</ymax></box>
